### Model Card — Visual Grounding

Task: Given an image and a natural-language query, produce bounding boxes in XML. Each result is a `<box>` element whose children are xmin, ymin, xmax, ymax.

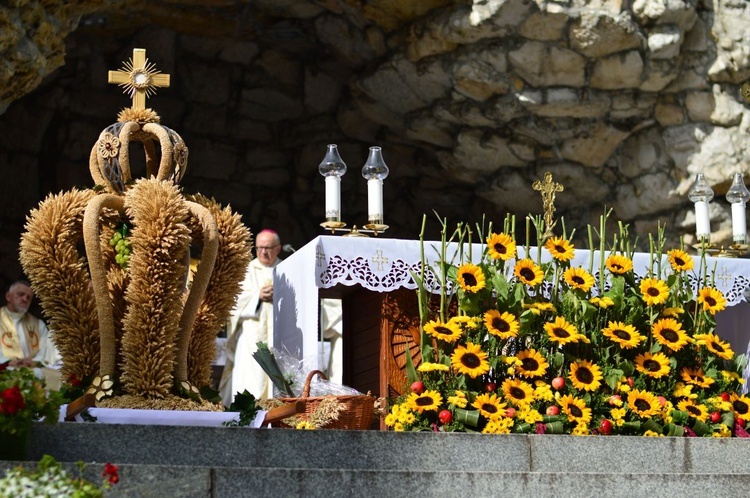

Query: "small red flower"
<box><xmin>535</xmin><ymin>423</ymin><xmax>546</xmax><ymax>434</ymax></box>
<box><xmin>735</xmin><ymin>422</ymin><xmax>750</xmax><ymax>438</ymax></box>
<box><xmin>0</xmin><ymin>386</ymin><xmax>26</xmax><ymax>416</ymax></box>
<box><xmin>68</xmin><ymin>374</ymin><xmax>82</xmax><ymax>387</ymax></box>
<box><xmin>102</xmin><ymin>462</ymin><xmax>119</xmax><ymax>485</ymax></box>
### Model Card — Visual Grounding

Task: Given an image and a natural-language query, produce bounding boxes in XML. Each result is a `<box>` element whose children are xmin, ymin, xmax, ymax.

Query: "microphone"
<box><xmin>282</xmin><ymin>244</ymin><xmax>296</xmax><ymax>253</ymax></box>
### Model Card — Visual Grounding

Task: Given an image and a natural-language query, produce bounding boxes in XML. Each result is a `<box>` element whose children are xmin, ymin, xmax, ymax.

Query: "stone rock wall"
<box><xmin>1</xmin><ymin>0</ymin><xmax>750</xmax><ymax>286</ymax></box>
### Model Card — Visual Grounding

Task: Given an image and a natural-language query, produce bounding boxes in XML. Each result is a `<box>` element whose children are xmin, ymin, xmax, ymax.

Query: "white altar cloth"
<box><xmin>58</xmin><ymin>406</ymin><xmax>267</xmax><ymax>428</ymax></box>
<box><xmin>273</xmin><ymin>236</ymin><xmax>750</xmax><ymax>370</ymax></box>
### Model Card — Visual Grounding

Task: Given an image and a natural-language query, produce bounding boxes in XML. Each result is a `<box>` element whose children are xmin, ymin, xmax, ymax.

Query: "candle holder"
<box><xmin>692</xmin><ymin>243</ymin><xmax>749</xmax><ymax>258</ymax></box>
<box><xmin>318</xmin><ymin>144</ymin><xmax>389</xmax><ymax>237</ymax></box>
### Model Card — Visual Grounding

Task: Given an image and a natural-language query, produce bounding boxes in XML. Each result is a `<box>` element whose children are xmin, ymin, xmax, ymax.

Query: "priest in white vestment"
<box><xmin>220</xmin><ymin>229</ymin><xmax>282</xmax><ymax>406</ymax></box>
<box><xmin>0</xmin><ymin>280</ymin><xmax>62</xmax><ymax>389</ymax></box>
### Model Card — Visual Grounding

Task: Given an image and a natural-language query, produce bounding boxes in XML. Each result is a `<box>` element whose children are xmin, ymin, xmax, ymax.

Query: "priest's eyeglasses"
<box><xmin>257</xmin><ymin>245</ymin><xmax>280</xmax><ymax>251</ymax></box>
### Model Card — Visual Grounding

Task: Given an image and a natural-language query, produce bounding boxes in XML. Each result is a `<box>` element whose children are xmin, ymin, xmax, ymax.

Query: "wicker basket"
<box><xmin>274</xmin><ymin>370</ymin><xmax>376</xmax><ymax>430</ymax></box>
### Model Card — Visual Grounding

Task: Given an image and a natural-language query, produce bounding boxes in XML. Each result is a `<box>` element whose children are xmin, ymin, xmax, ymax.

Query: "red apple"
<box><xmin>484</xmin><ymin>381</ymin><xmax>497</xmax><ymax>393</ymax></box>
<box><xmin>657</xmin><ymin>396</ymin><xmax>667</xmax><ymax>407</ymax></box>
<box><xmin>721</xmin><ymin>392</ymin><xmax>731</xmax><ymax>402</ymax></box>
<box><xmin>551</xmin><ymin>377</ymin><xmax>565</xmax><ymax>390</ymax></box>
<box><xmin>600</xmin><ymin>419</ymin><xmax>613</xmax><ymax>435</ymax></box>
<box><xmin>627</xmin><ymin>377</ymin><xmax>634</xmax><ymax>388</ymax></box>
<box><xmin>710</xmin><ymin>411</ymin><xmax>721</xmax><ymax>424</ymax></box>
<box><xmin>608</xmin><ymin>394</ymin><xmax>622</xmax><ymax>406</ymax></box>
<box><xmin>410</xmin><ymin>381</ymin><xmax>425</xmax><ymax>394</ymax></box>
<box><xmin>546</xmin><ymin>405</ymin><xmax>560</xmax><ymax>416</ymax></box>
<box><xmin>505</xmin><ymin>407</ymin><xmax>516</xmax><ymax>418</ymax></box>
<box><xmin>738</xmin><ymin>417</ymin><xmax>745</xmax><ymax>427</ymax></box>
<box><xmin>438</xmin><ymin>409</ymin><xmax>452</xmax><ymax>425</ymax></box>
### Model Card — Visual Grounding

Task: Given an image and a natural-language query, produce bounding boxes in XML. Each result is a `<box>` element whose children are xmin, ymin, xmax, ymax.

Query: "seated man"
<box><xmin>0</xmin><ymin>280</ymin><xmax>62</xmax><ymax>389</ymax></box>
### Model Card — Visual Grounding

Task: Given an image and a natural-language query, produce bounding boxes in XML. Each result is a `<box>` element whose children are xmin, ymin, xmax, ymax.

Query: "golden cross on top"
<box><xmin>108</xmin><ymin>48</ymin><xmax>170</xmax><ymax>110</ymax></box>
<box><xmin>533</xmin><ymin>171</ymin><xmax>564</xmax><ymax>230</ymax></box>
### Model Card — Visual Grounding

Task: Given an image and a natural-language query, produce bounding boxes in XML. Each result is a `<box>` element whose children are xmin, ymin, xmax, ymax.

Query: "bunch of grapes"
<box><xmin>109</xmin><ymin>224</ymin><xmax>132</xmax><ymax>270</ymax></box>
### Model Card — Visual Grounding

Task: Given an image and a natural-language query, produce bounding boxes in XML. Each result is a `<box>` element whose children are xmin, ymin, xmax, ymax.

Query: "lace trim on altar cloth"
<box><xmin>318</xmin><ymin>256</ymin><xmax>750</xmax><ymax>306</ymax></box>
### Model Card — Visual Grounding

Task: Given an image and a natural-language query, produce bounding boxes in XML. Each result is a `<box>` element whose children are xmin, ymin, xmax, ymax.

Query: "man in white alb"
<box><xmin>0</xmin><ymin>280</ymin><xmax>62</xmax><ymax>389</ymax></box>
<box><xmin>220</xmin><ymin>229</ymin><xmax>282</xmax><ymax>405</ymax></box>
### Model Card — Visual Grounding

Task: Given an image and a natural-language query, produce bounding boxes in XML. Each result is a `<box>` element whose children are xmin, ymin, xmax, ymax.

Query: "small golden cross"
<box><xmin>108</xmin><ymin>48</ymin><xmax>170</xmax><ymax>110</ymax></box>
<box><xmin>533</xmin><ymin>171</ymin><xmax>564</xmax><ymax>230</ymax></box>
<box><xmin>372</xmin><ymin>249</ymin><xmax>389</xmax><ymax>271</ymax></box>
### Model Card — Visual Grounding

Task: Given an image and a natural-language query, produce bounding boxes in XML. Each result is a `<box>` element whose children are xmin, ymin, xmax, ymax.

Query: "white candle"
<box><xmin>325</xmin><ymin>176</ymin><xmax>341</xmax><ymax>220</ymax></box>
<box><xmin>367</xmin><ymin>178</ymin><xmax>383</xmax><ymax>222</ymax></box>
<box><xmin>694</xmin><ymin>200</ymin><xmax>710</xmax><ymax>240</ymax></box>
<box><xmin>732</xmin><ymin>202</ymin><xmax>747</xmax><ymax>243</ymax></box>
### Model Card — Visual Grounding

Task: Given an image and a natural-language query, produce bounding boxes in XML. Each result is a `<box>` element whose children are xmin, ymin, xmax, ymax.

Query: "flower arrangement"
<box><xmin>1</xmin><ymin>366</ymin><xmax>63</xmax><ymax>436</ymax></box>
<box><xmin>385</xmin><ymin>213</ymin><xmax>749</xmax><ymax>437</ymax></box>
<box><xmin>0</xmin><ymin>454</ymin><xmax>119</xmax><ymax>498</ymax></box>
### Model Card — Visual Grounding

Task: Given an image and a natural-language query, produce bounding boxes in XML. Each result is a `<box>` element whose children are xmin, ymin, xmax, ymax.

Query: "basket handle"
<box><xmin>301</xmin><ymin>369</ymin><xmax>328</xmax><ymax>397</ymax></box>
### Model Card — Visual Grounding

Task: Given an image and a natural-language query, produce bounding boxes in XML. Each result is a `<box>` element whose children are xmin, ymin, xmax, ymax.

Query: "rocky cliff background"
<box><xmin>1</xmin><ymin>0</ymin><xmax>750</xmax><ymax>288</ymax></box>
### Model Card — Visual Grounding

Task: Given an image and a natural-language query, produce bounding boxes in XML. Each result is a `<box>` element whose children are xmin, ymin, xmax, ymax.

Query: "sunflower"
<box><xmin>563</xmin><ymin>267</ymin><xmax>595</xmax><ymax>292</ymax></box>
<box><xmin>676</xmin><ymin>399</ymin><xmax>709</xmax><ymax>422</ymax></box>
<box><xmin>731</xmin><ymin>394</ymin><xmax>750</xmax><ymax>420</ymax></box>
<box><xmin>634</xmin><ymin>352</ymin><xmax>671</xmax><ymax>378</ymax></box>
<box><xmin>569</xmin><ymin>360</ymin><xmax>603</xmax><ymax>391</ymax></box>
<box><xmin>697</xmin><ymin>287</ymin><xmax>727</xmax><ymax>315</ymax></box>
<box><xmin>627</xmin><ymin>389</ymin><xmax>661</xmax><ymax>418</ymax></box>
<box><xmin>515</xmin><ymin>349</ymin><xmax>549</xmax><ymax>378</ymax></box>
<box><xmin>457</xmin><ymin>263</ymin><xmax>486</xmax><ymax>293</ymax></box>
<box><xmin>667</xmin><ymin>249</ymin><xmax>694</xmax><ymax>272</ymax></box>
<box><xmin>451</xmin><ymin>342</ymin><xmax>490</xmax><ymax>378</ymax></box>
<box><xmin>486</xmin><ymin>232</ymin><xmax>516</xmax><ymax>261</ymax></box>
<box><xmin>640</xmin><ymin>277</ymin><xmax>670</xmax><ymax>306</ymax></box>
<box><xmin>501</xmin><ymin>378</ymin><xmax>535</xmax><ymax>406</ymax></box>
<box><xmin>680</xmin><ymin>367</ymin><xmax>715</xmax><ymax>389</ymax></box>
<box><xmin>606</xmin><ymin>254</ymin><xmax>633</xmax><ymax>275</ymax></box>
<box><xmin>514</xmin><ymin>259</ymin><xmax>544</xmax><ymax>286</ymax></box>
<box><xmin>545</xmin><ymin>236</ymin><xmax>575</xmax><ymax>261</ymax></box>
<box><xmin>484</xmin><ymin>310</ymin><xmax>519</xmax><ymax>340</ymax></box>
<box><xmin>662</xmin><ymin>307</ymin><xmax>684</xmax><ymax>318</ymax></box>
<box><xmin>558</xmin><ymin>394</ymin><xmax>592</xmax><ymax>424</ymax></box>
<box><xmin>424</xmin><ymin>319</ymin><xmax>463</xmax><ymax>343</ymax></box>
<box><xmin>694</xmin><ymin>333</ymin><xmax>735</xmax><ymax>361</ymax></box>
<box><xmin>544</xmin><ymin>316</ymin><xmax>580</xmax><ymax>345</ymax></box>
<box><xmin>652</xmin><ymin>318</ymin><xmax>689</xmax><ymax>351</ymax></box>
<box><xmin>472</xmin><ymin>392</ymin><xmax>507</xmax><ymax>420</ymax></box>
<box><xmin>405</xmin><ymin>389</ymin><xmax>443</xmax><ymax>414</ymax></box>
<box><xmin>523</xmin><ymin>301</ymin><xmax>556</xmax><ymax>315</ymax></box>
<box><xmin>601</xmin><ymin>321</ymin><xmax>644</xmax><ymax>349</ymax></box>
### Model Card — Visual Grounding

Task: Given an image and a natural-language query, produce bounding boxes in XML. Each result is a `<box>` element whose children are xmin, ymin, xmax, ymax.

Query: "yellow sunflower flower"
<box><xmin>417</xmin><ymin>362</ymin><xmax>450</xmax><ymax>373</ymax></box>
<box><xmin>515</xmin><ymin>349</ymin><xmax>549</xmax><ymax>378</ymax></box>
<box><xmin>627</xmin><ymin>389</ymin><xmax>661</xmax><ymax>418</ymax></box>
<box><xmin>559</xmin><ymin>394</ymin><xmax>592</xmax><ymax>424</ymax></box>
<box><xmin>563</xmin><ymin>267</ymin><xmax>595</xmax><ymax>292</ymax></box>
<box><xmin>448</xmin><ymin>315</ymin><xmax>480</xmax><ymax>330</ymax></box>
<box><xmin>486</xmin><ymin>232</ymin><xmax>517</xmax><ymax>261</ymax></box>
<box><xmin>590</xmin><ymin>296</ymin><xmax>615</xmax><ymax>308</ymax></box>
<box><xmin>662</xmin><ymin>307</ymin><xmax>684</xmax><ymax>318</ymax></box>
<box><xmin>640</xmin><ymin>277</ymin><xmax>670</xmax><ymax>306</ymax></box>
<box><xmin>569</xmin><ymin>360</ymin><xmax>603</xmax><ymax>391</ymax></box>
<box><xmin>694</xmin><ymin>333</ymin><xmax>735</xmax><ymax>361</ymax></box>
<box><xmin>676</xmin><ymin>399</ymin><xmax>709</xmax><ymax>422</ymax></box>
<box><xmin>652</xmin><ymin>318</ymin><xmax>689</xmax><ymax>351</ymax></box>
<box><xmin>523</xmin><ymin>301</ymin><xmax>556</xmax><ymax>315</ymax></box>
<box><xmin>601</xmin><ymin>321</ymin><xmax>644</xmax><ymax>349</ymax></box>
<box><xmin>721</xmin><ymin>370</ymin><xmax>744</xmax><ymax>384</ymax></box>
<box><xmin>405</xmin><ymin>389</ymin><xmax>443</xmax><ymax>414</ymax></box>
<box><xmin>673</xmin><ymin>382</ymin><xmax>696</xmax><ymax>399</ymax></box>
<box><xmin>451</xmin><ymin>342</ymin><xmax>490</xmax><ymax>378</ymax></box>
<box><xmin>667</xmin><ymin>249</ymin><xmax>694</xmax><ymax>272</ymax></box>
<box><xmin>680</xmin><ymin>367</ymin><xmax>715</xmax><ymax>389</ymax></box>
<box><xmin>731</xmin><ymin>394</ymin><xmax>750</xmax><ymax>420</ymax></box>
<box><xmin>501</xmin><ymin>378</ymin><xmax>535</xmax><ymax>407</ymax></box>
<box><xmin>514</xmin><ymin>259</ymin><xmax>544</xmax><ymax>286</ymax></box>
<box><xmin>472</xmin><ymin>392</ymin><xmax>507</xmax><ymax>420</ymax></box>
<box><xmin>457</xmin><ymin>263</ymin><xmax>486</xmax><ymax>293</ymax></box>
<box><xmin>545</xmin><ymin>236</ymin><xmax>575</xmax><ymax>261</ymax></box>
<box><xmin>484</xmin><ymin>310</ymin><xmax>519</xmax><ymax>340</ymax></box>
<box><xmin>544</xmin><ymin>316</ymin><xmax>580</xmax><ymax>345</ymax></box>
<box><xmin>606</xmin><ymin>254</ymin><xmax>633</xmax><ymax>275</ymax></box>
<box><xmin>634</xmin><ymin>352</ymin><xmax>671</xmax><ymax>379</ymax></box>
<box><xmin>424</xmin><ymin>319</ymin><xmax>463</xmax><ymax>344</ymax></box>
<box><xmin>697</xmin><ymin>287</ymin><xmax>727</xmax><ymax>315</ymax></box>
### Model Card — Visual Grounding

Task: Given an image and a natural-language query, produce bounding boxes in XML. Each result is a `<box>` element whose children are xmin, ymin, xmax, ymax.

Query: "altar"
<box><xmin>274</xmin><ymin>236</ymin><xmax>750</xmax><ymax>399</ymax></box>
